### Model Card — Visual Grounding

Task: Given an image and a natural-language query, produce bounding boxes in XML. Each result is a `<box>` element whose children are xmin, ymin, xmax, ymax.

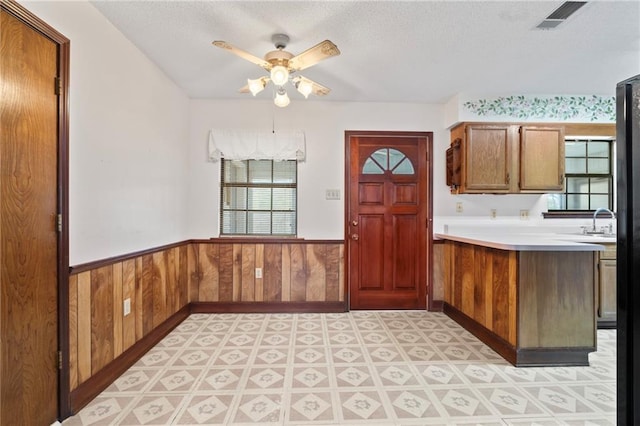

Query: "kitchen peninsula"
<box><xmin>436</xmin><ymin>230</ymin><xmax>607</xmax><ymax>367</ymax></box>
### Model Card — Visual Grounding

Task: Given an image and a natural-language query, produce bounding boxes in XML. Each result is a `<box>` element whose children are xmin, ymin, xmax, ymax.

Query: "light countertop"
<box><xmin>434</xmin><ymin>231</ymin><xmax>613</xmax><ymax>251</ymax></box>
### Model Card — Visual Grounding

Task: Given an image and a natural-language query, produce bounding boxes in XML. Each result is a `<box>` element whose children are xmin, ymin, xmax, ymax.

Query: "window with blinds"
<box><xmin>220</xmin><ymin>159</ymin><xmax>297</xmax><ymax>236</ymax></box>
<box><xmin>547</xmin><ymin>138</ymin><xmax>614</xmax><ymax>211</ymax></box>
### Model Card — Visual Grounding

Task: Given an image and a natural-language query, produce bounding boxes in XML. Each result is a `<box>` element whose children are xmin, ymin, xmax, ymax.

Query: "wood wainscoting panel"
<box><xmin>178</xmin><ymin>246</ymin><xmax>189</xmax><ymax>308</ymax></box>
<box><xmin>112</xmin><ymin>262</ymin><xmax>123</xmax><ymax>358</ymax></box>
<box><xmin>139</xmin><ymin>255</ymin><xmax>155</xmax><ymax>336</ymax></box>
<box><xmin>432</xmin><ymin>241</ymin><xmax>444</xmax><ymax>303</ymax></box>
<box><xmin>218</xmin><ymin>244</ymin><xmax>234</xmax><ymax>302</ymax></box>
<box><xmin>518</xmin><ymin>251</ymin><xmax>596</xmax><ymax>349</ymax></box>
<box><xmin>326</xmin><ymin>244</ymin><xmax>342</xmax><ymax>301</ymax></box>
<box><xmin>187</xmin><ymin>243</ymin><xmax>199</xmax><ymax>303</ymax></box>
<box><xmin>122</xmin><ymin>259</ymin><xmax>136</xmax><ymax>351</ymax></box>
<box><xmin>264</xmin><ymin>244</ymin><xmax>283</xmax><ymax>302</ymax></box>
<box><xmin>76</xmin><ymin>272</ymin><xmax>92</xmax><ymax>384</ymax></box>
<box><xmin>91</xmin><ymin>266</ymin><xmax>114</xmax><ymax>374</ymax></box>
<box><xmin>241</xmin><ymin>244</ymin><xmax>256</xmax><ymax>301</ymax></box>
<box><xmin>151</xmin><ymin>251</ymin><xmax>168</xmax><ymax>328</ymax></box>
<box><xmin>444</xmin><ymin>241</ymin><xmax>517</xmax><ymax>346</ymax></box>
<box><xmin>281</xmin><ymin>245</ymin><xmax>291</xmax><ymax>301</ymax></box>
<box><xmin>198</xmin><ymin>244</ymin><xmax>219</xmax><ymax>301</ymax></box>
<box><xmin>193</xmin><ymin>241</ymin><xmax>344</xmax><ymax>305</ymax></box>
<box><xmin>306</xmin><ymin>245</ymin><xmax>327</xmax><ymax>302</ymax></box>
<box><xmin>69</xmin><ymin>274</ymin><xmax>79</xmax><ymax>390</ymax></box>
<box><xmin>67</xmin><ymin>239</ymin><xmax>343</xmax><ymax>410</ymax></box>
<box><xmin>290</xmin><ymin>244</ymin><xmax>307</xmax><ymax>302</ymax></box>
<box><xmin>69</xmin><ymin>244</ymin><xmax>191</xmax><ymax>391</ymax></box>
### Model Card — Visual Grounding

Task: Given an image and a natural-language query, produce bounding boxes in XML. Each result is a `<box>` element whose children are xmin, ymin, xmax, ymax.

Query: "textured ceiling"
<box><xmin>90</xmin><ymin>1</ymin><xmax>640</xmax><ymax>104</ymax></box>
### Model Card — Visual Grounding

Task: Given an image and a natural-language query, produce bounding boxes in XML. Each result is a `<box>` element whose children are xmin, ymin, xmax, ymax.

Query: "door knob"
<box><xmin>351</xmin><ymin>234</ymin><xmax>359</xmax><ymax>240</ymax></box>
<box><xmin>351</xmin><ymin>220</ymin><xmax>358</xmax><ymax>226</ymax></box>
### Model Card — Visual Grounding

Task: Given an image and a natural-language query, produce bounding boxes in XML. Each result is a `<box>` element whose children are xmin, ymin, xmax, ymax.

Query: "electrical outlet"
<box><xmin>520</xmin><ymin>209</ymin><xmax>529</xmax><ymax>220</ymax></box>
<box><xmin>456</xmin><ymin>202</ymin><xmax>463</xmax><ymax>213</ymax></box>
<box><xmin>255</xmin><ymin>268</ymin><xmax>263</xmax><ymax>279</ymax></box>
<box><xmin>123</xmin><ymin>298</ymin><xmax>131</xmax><ymax>316</ymax></box>
<box><xmin>490</xmin><ymin>209</ymin><xmax>497</xmax><ymax>219</ymax></box>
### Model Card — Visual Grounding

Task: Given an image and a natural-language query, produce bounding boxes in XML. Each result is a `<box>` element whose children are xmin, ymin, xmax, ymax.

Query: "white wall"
<box><xmin>188</xmin><ymin>99</ymin><xmax>450</xmax><ymax>239</ymax></box>
<box><xmin>21</xmin><ymin>1</ymin><xmax>191</xmax><ymax>265</ymax></box>
<box><xmin>18</xmin><ymin>1</ymin><xmax>607</xmax><ymax>260</ymax></box>
<box><xmin>188</xmin><ymin>99</ymin><xmax>572</xmax><ymax>239</ymax></box>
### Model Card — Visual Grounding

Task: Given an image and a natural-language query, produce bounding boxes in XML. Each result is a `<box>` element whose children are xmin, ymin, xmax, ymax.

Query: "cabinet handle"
<box><xmin>559</xmin><ymin>173</ymin><xmax>564</xmax><ymax>185</ymax></box>
<box><xmin>506</xmin><ymin>173</ymin><xmax>510</xmax><ymax>184</ymax></box>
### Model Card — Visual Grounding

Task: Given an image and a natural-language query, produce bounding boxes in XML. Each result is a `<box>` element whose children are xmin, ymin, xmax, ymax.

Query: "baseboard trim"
<box><xmin>429</xmin><ymin>299</ymin><xmax>444</xmax><ymax>312</ymax></box>
<box><xmin>443</xmin><ymin>302</ymin><xmax>517</xmax><ymax>365</ymax></box>
<box><xmin>443</xmin><ymin>302</ymin><xmax>594</xmax><ymax>366</ymax></box>
<box><xmin>516</xmin><ymin>347</ymin><xmax>594</xmax><ymax>367</ymax></box>
<box><xmin>597</xmin><ymin>319</ymin><xmax>617</xmax><ymax>329</ymax></box>
<box><xmin>190</xmin><ymin>301</ymin><xmax>348</xmax><ymax>314</ymax></box>
<box><xmin>69</xmin><ymin>305</ymin><xmax>190</xmax><ymax>414</ymax></box>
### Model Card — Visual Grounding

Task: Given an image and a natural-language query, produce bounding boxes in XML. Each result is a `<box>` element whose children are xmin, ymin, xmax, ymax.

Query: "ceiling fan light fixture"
<box><xmin>247</xmin><ymin>78</ymin><xmax>266</xmax><ymax>96</ymax></box>
<box><xmin>296</xmin><ymin>79</ymin><xmax>313</xmax><ymax>99</ymax></box>
<box><xmin>270</xmin><ymin>65</ymin><xmax>289</xmax><ymax>86</ymax></box>
<box><xmin>274</xmin><ymin>88</ymin><xmax>290</xmax><ymax>108</ymax></box>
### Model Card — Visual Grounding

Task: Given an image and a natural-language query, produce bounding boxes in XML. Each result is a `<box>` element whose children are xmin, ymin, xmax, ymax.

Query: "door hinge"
<box><xmin>58</xmin><ymin>351</ymin><xmax>63</xmax><ymax>370</ymax></box>
<box><xmin>54</xmin><ymin>77</ymin><xmax>61</xmax><ymax>95</ymax></box>
<box><xmin>57</xmin><ymin>213</ymin><xmax>62</xmax><ymax>232</ymax></box>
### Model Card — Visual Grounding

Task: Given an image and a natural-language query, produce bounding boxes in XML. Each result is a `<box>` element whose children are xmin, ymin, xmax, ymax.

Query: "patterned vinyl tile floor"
<box><xmin>61</xmin><ymin>311</ymin><xmax>616</xmax><ymax>425</ymax></box>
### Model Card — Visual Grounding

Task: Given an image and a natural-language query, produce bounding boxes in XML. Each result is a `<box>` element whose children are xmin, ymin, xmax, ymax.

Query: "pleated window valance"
<box><xmin>208</xmin><ymin>129</ymin><xmax>306</xmax><ymax>162</ymax></box>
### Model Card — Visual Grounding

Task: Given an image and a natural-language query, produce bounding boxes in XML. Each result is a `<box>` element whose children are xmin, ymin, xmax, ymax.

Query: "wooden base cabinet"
<box><xmin>447</xmin><ymin>122</ymin><xmax>564</xmax><ymax>194</ymax></box>
<box><xmin>443</xmin><ymin>240</ymin><xmax>596</xmax><ymax>366</ymax></box>
<box><xmin>596</xmin><ymin>243</ymin><xmax>616</xmax><ymax>328</ymax></box>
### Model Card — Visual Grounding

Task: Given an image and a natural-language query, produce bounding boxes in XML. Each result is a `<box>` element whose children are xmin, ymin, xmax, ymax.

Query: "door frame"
<box><xmin>1</xmin><ymin>0</ymin><xmax>71</xmax><ymax>419</ymax></box>
<box><xmin>344</xmin><ymin>130</ymin><xmax>433</xmax><ymax>310</ymax></box>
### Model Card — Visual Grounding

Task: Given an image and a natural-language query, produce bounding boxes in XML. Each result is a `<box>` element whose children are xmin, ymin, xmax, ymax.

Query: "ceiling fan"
<box><xmin>212</xmin><ymin>34</ymin><xmax>340</xmax><ymax>107</ymax></box>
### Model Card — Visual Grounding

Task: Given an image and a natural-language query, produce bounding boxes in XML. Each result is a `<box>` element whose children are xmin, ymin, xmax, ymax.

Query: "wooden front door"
<box><xmin>346</xmin><ymin>131</ymin><xmax>431</xmax><ymax>310</ymax></box>
<box><xmin>1</xmin><ymin>4</ymin><xmax>69</xmax><ymax>423</ymax></box>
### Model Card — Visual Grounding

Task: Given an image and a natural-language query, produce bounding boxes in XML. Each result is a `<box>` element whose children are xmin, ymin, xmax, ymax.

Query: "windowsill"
<box><xmin>213</xmin><ymin>235</ymin><xmax>302</xmax><ymax>242</ymax></box>
<box><xmin>543</xmin><ymin>211</ymin><xmax>617</xmax><ymax>219</ymax></box>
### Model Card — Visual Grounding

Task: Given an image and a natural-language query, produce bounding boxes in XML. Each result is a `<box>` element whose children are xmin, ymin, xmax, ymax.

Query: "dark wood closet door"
<box><xmin>1</xmin><ymin>9</ymin><xmax>59</xmax><ymax>425</ymax></box>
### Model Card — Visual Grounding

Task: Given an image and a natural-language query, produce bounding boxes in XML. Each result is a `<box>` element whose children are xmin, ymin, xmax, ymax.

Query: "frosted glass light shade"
<box><xmin>247</xmin><ymin>78</ymin><xmax>265</xmax><ymax>96</ymax></box>
<box><xmin>296</xmin><ymin>79</ymin><xmax>313</xmax><ymax>98</ymax></box>
<box><xmin>270</xmin><ymin>65</ymin><xmax>289</xmax><ymax>86</ymax></box>
<box><xmin>274</xmin><ymin>89</ymin><xmax>290</xmax><ymax>107</ymax></box>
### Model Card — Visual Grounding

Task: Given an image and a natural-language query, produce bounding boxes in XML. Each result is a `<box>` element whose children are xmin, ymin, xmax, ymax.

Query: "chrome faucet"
<box><xmin>592</xmin><ymin>207</ymin><xmax>615</xmax><ymax>234</ymax></box>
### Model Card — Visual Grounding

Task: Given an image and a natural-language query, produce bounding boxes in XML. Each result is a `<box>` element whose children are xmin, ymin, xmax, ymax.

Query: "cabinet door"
<box><xmin>519</xmin><ymin>126</ymin><xmax>565</xmax><ymax>191</ymax></box>
<box><xmin>598</xmin><ymin>258</ymin><xmax>617</xmax><ymax>321</ymax></box>
<box><xmin>464</xmin><ymin>124</ymin><xmax>511</xmax><ymax>192</ymax></box>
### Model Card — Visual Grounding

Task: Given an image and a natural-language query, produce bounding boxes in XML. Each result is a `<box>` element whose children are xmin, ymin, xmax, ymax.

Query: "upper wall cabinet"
<box><xmin>447</xmin><ymin>122</ymin><xmax>565</xmax><ymax>194</ymax></box>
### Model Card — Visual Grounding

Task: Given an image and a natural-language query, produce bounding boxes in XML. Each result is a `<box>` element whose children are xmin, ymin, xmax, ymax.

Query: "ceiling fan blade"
<box><xmin>212</xmin><ymin>40</ymin><xmax>272</xmax><ymax>70</ymax></box>
<box><xmin>288</xmin><ymin>40</ymin><xmax>340</xmax><ymax>71</ymax></box>
<box><xmin>293</xmin><ymin>76</ymin><xmax>331</xmax><ymax>96</ymax></box>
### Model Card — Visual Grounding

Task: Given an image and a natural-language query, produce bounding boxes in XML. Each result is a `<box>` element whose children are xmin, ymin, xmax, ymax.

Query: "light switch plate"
<box><xmin>325</xmin><ymin>189</ymin><xmax>341</xmax><ymax>200</ymax></box>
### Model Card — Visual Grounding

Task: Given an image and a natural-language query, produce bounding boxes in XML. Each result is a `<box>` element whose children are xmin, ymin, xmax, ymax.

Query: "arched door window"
<box><xmin>362</xmin><ymin>148</ymin><xmax>415</xmax><ymax>175</ymax></box>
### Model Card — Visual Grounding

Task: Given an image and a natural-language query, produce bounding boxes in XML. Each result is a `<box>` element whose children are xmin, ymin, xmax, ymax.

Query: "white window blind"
<box><xmin>220</xmin><ymin>159</ymin><xmax>297</xmax><ymax>236</ymax></box>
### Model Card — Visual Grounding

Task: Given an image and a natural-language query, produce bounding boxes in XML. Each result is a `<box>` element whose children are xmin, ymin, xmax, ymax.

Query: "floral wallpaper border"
<box><xmin>463</xmin><ymin>95</ymin><xmax>615</xmax><ymax>121</ymax></box>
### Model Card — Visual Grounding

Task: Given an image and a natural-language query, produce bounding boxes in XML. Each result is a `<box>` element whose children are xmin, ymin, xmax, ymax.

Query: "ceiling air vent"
<box><xmin>536</xmin><ymin>1</ymin><xmax>587</xmax><ymax>29</ymax></box>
